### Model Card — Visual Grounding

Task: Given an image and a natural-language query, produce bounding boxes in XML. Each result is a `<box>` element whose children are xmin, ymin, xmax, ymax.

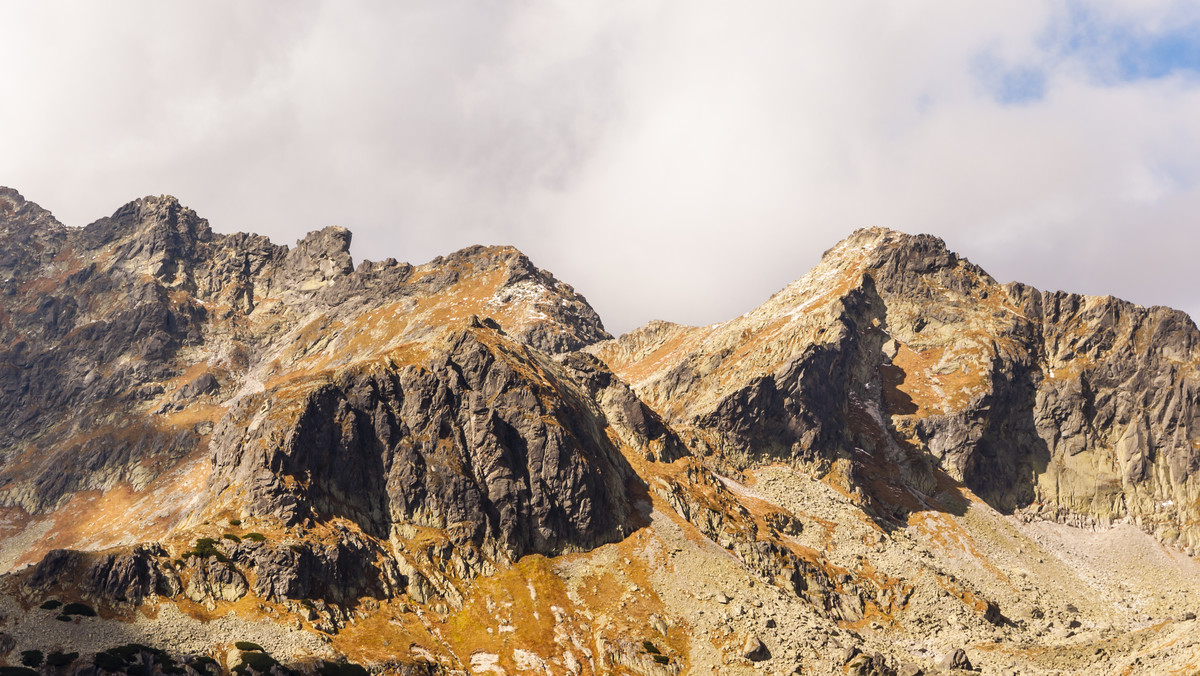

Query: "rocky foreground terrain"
<box><xmin>1</xmin><ymin>186</ymin><xmax>1199</xmax><ymax>675</ymax></box>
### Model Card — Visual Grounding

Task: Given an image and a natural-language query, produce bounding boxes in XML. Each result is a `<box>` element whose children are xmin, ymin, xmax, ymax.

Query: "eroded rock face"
<box><xmin>594</xmin><ymin>227</ymin><xmax>1200</xmax><ymax>552</ymax></box>
<box><xmin>30</xmin><ymin>545</ymin><xmax>180</xmax><ymax>605</ymax></box>
<box><xmin>0</xmin><ymin>188</ymin><xmax>610</xmax><ymax>523</ymax></box>
<box><xmin>1</xmin><ymin>187</ymin><xmax>629</xmax><ymax>618</ymax></box>
<box><xmin>228</xmin><ymin>534</ymin><xmax>402</xmax><ymax>605</ymax></box>
<box><xmin>184</xmin><ymin>556</ymin><xmax>248</xmax><ymax>606</ymax></box>
<box><xmin>8</xmin><ymin>189</ymin><xmax>1200</xmax><ymax>673</ymax></box>
<box><xmin>209</xmin><ymin>329</ymin><xmax>635</xmax><ymax>565</ymax></box>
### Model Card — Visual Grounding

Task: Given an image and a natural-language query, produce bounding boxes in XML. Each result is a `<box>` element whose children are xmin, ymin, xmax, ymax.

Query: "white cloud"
<box><xmin>2</xmin><ymin>0</ymin><xmax>1199</xmax><ymax>333</ymax></box>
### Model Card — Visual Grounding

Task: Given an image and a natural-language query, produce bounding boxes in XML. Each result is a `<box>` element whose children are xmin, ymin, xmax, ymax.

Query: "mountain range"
<box><xmin>1</xmin><ymin>186</ymin><xmax>1199</xmax><ymax>675</ymax></box>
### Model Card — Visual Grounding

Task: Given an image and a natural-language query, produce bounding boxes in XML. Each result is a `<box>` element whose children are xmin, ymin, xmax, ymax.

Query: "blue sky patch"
<box><xmin>1114</xmin><ymin>31</ymin><xmax>1200</xmax><ymax>80</ymax></box>
<box><xmin>975</xmin><ymin>5</ymin><xmax>1200</xmax><ymax>105</ymax></box>
<box><xmin>1052</xmin><ymin>4</ymin><xmax>1200</xmax><ymax>82</ymax></box>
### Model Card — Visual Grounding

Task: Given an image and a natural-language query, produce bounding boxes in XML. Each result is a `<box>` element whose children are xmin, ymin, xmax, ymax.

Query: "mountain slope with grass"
<box><xmin>1</xmin><ymin>188</ymin><xmax>1199</xmax><ymax>674</ymax></box>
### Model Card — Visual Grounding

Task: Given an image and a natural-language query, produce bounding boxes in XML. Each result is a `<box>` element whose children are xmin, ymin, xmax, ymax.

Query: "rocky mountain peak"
<box><xmin>0</xmin><ymin>187</ymin><xmax>62</xmax><ymax>232</ymax></box>
<box><xmin>282</xmin><ymin>225</ymin><xmax>354</xmax><ymax>291</ymax></box>
<box><xmin>810</xmin><ymin>227</ymin><xmax>995</xmax><ymax>304</ymax></box>
<box><xmin>5</xmin><ymin>190</ymin><xmax>1200</xmax><ymax>675</ymax></box>
<box><xmin>73</xmin><ymin>194</ymin><xmax>218</xmax><ymax>292</ymax></box>
<box><xmin>82</xmin><ymin>194</ymin><xmax>214</xmax><ymax>250</ymax></box>
<box><xmin>595</xmin><ymin>224</ymin><xmax>1200</xmax><ymax>560</ymax></box>
<box><xmin>0</xmin><ymin>188</ymin><xmax>67</xmax><ymax>281</ymax></box>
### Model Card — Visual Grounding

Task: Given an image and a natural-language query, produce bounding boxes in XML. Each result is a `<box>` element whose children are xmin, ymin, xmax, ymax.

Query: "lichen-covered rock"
<box><xmin>228</xmin><ymin>532</ymin><xmax>402</xmax><ymax>605</ymax></box>
<box><xmin>28</xmin><ymin>545</ymin><xmax>180</xmax><ymax>606</ymax></box>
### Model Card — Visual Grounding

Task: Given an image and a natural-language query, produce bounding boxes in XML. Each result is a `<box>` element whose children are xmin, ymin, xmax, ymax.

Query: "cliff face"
<box><xmin>206</xmin><ymin>327</ymin><xmax>637</xmax><ymax>564</ymax></box>
<box><xmin>0</xmin><ymin>188</ymin><xmax>617</xmax><ymax>561</ymax></box>
<box><xmin>4</xmin><ymin>190</ymin><xmax>1200</xmax><ymax>675</ymax></box>
<box><xmin>592</xmin><ymin>227</ymin><xmax>1200</xmax><ymax>552</ymax></box>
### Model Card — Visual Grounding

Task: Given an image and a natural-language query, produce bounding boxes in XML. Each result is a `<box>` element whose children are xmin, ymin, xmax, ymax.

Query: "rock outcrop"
<box><xmin>6</xmin><ymin>188</ymin><xmax>1200</xmax><ymax>675</ymax></box>
<box><xmin>0</xmin><ymin>187</ymin><xmax>613</xmax><ymax>529</ymax></box>
<box><xmin>30</xmin><ymin>545</ymin><xmax>181</xmax><ymax>606</ymax></box>
<box><xmin>593</xmin><ymin>227</ymin><xmax>1200</xmax><ymax>552</ymax></box>
<box><xmin>1</xmin><ymin>188</ymin><xmax>636</xmax><ymax>624</ymax></box>
<box><xmin>207</xmin><ymin>327</ymin><xmax>637</xmax><ymax>569</ymax></box>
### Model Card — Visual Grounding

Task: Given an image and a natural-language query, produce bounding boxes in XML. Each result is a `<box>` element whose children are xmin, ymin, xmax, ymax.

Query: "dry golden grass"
<box><xmin>17</xmin><ymin>456</ymin><xmax>212</xmax><ymax>569</ymax></box>
<box><xmin>329</xmin><ymin>599</ymin><xmax>440</xmax><ymax>667</ymax></box>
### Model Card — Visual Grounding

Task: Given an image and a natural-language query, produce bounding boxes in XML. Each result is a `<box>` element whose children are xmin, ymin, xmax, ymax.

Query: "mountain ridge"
<box><xmin>2</xmin><ymin>187</ymin><xmax>1200</xmax><ymax>674</ymax></box>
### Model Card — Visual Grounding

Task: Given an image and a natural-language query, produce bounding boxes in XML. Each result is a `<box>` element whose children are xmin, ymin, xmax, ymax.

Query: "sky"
<box><xmin>3</xmin><ymin>1</ymin><xmax>1200</xmax><ymax>335</ymax></box>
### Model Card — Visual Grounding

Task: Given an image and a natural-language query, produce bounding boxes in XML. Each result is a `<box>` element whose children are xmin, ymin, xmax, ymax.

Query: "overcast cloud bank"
<box><xmin>3</xmin><ymin>1</ymin><xmax>1200</xmax><ymax>334</ymax></box>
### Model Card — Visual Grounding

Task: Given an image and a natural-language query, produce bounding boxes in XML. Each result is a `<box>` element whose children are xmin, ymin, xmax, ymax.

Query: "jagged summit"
<box><xmin>0</xmin><ymin>191</ymin><xmax>613</xmax><ymax>532</ymax></box>
<box><xmin>3</xmin><ymin>189</ymin><xmax>1200</xmax><ymax>674</ymax></box>
<box><xmin>594</xmin><ymin>222</ymin><xmax>1200</xmax><ymax>549</ymax></box>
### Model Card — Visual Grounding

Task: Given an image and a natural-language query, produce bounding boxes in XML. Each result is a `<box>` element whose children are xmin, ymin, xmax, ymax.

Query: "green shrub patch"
<box><xmin>183</xmin><ymin>537</ymin><xmax>229</xmax><ymax>563</ymax></box>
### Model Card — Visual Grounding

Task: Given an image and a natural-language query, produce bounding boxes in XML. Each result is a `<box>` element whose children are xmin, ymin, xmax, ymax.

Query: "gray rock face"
<box><xmin>850</xmin><ymin>232</ymin><xmax>1200</xmax><ymax>547</ymax></box>
<box><xmin>0</xmin><ymin>187</ymin><xmax>631</xmax><ymax>625</ymax></box>
<box><xmin>596</xmin><ymin>227</ymin><xmax>1200</xmax><ymax>554</ymax></box>
<box><xmin>557</xmin><ymin>351</ymin><xmax>689</xmax><ymax>463</ymax></box>
<box><xmin>184</xmin><ymin>556</ymin><xmax>248</xmax><ymax>606</ymax></box>
<box><xmin>209</xmin><ymin>329</ymin><xmax>635</xmax><ymax>565</ymax></box>
<box><xmin>0</xmin><ymin>189</ymin><xmax>611</xmax><ymax>521</ymax></box>
<box><xmin>697</xmin><ymin>291</ymin><xmax>871</xmax><ymax>466</ymax></box>
<box><xmin>0</xmin><ymin>187</ymin><xmax>67</xmax><ymax>281</ymax></box>
<box><xmin>280</xmin><ymin>226</ymin><xmax>354</xmax><ymax>291</ymax></box>
<box><xmin>227</xmin><ymin>533</ymin><xmax>403</xmax><ymax>605</ymax></box>
<box><xmin>29</xmin><ymin>545</ymin><xmax>180</xmax><ymax>605</ymax></box>
<box><xmin>85</xmin><ymin>545</ymin><xmax>182</xmax><ymax>604</ymax></box>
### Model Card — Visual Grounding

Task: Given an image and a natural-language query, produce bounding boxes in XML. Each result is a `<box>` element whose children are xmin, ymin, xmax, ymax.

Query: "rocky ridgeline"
<box><xmin>0</xmin><ymin>188</ymin><xmax>649</xmax><ymax>618</ymax></box>
<box><xmin>0</xmin><ymin>187</ymin><xmax>610</xmax><ymax>517</ymax></box>
<box><xmin>593</xmin><ymin>227</ymin><xmax>1200</xmax><ymax>554</ymax></box>
<box><xmin>4</xmin><ymin>188</ymin><xmax>1200</xmax><ymax>673</ymax></box>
